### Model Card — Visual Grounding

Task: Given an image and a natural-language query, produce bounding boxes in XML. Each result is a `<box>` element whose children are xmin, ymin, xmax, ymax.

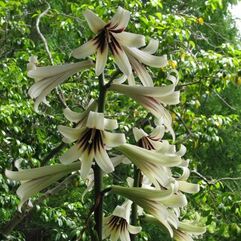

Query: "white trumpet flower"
<box><xmin>58</xmin><ymin>111</ymin><xmax>126</xmax><ymax>179</ymax></box>
<box><xmin>103</xmin><ymin>200</ymin><xmax>142</xmax><ymax>241</ymax></box>
<box><xmin>174</xmin><ymin>221</ymin><xmax>206</xmax><ymax>241</ymax></box>
<box><xmin>110</xmin><ymin>83</ymin><xmax>179</xmax><ymax>137</ymax></box>
<box><xmin>27</xmin><ymin>56</ymin><xmax>94</xmax><ymax>112</ymax></box>
<box><xmin>72</xmin><ymin>7</ymin><xmax>147</xmax><ymax>76</ymax></box>
<box><xmin>5</xmin><ymin>162</ymin><xmax>80</xmax><ymax>211</ymax></box>
<box><xmin>116</xmin><ymin>143</ymin><xmax>182</xmax><ymax>188</ymax></box>
<box><xmin>112</xmin><ymin>185</ymin><xmax>187</xmax><ymax>237</ymax></box>
<box><xmin>115</xmin><ymin>39</ymin><xmax>168</xmax><ymax>86</ymax></box>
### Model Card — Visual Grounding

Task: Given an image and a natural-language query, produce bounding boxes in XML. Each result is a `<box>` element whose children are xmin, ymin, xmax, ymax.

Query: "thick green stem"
<box><xmin>130</xmin><ymin>166</ymin><xmax>142</xmax><ymax>241</ymax></box>
<box><xmin>94</xmin><ymin>74</ymin><xmax>106</xmax><ymax>240</ymax></box>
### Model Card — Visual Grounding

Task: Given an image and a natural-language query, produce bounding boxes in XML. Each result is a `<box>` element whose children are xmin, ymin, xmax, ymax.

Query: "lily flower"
<box><xmin>27</xmin><ymin>56</ymin><xmax>93</xmax><ymax>112</ymax></box>
<box><xmin>103</xmin><ymin>200</ymin><xmax>142</xmax><ymax>241</ymax></box>
<box><xmin>112</xmin><ymin>185</ymin><xmax>187</xmax><ymax>237</ymax></box>
<box><xmin>115</xmin><ymin>39</ymin><xmax>168</xmax><ymax>86</ymax></box>
<box><xmin>174</xmin><ymin>221</ymin><xmax>206</xmax><ymax>241</ymax></box>
<box><xmin>72</xmin><ymin>7</ymin><xmax>147</xmax><ymax>76</ymax></box>
<box><xmin>63</xmin><ymin>99</ymin><xmax>97</xmax><ymax>126</ymax></box>
<box><xmin>116</xmin><ymin>143</ymin><xmax>182</xmax><ymax>188</ymax></box>
<box><xmin>5</xmin><ymin>162</ymin><xmax>80</xmax><ymax>211</ymax></box>
<box><xmin>58</xmin><ymin>111</ymin><xmax>126</xmax><ymax>179</ymax></box>
<box><xmin>110</xmin><ymin>83</ymin><xmax>179</xmax><ymax>137</ymax></box>
<box><xmin>133</xmin><ymin>126</ymin><xmax>165</xmax><ymax>150</ymax></box>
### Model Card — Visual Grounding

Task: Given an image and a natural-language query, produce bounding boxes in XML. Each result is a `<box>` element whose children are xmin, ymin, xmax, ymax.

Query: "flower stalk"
<box><xmin>94</xmin><ymin>73</ymin><xmax>107</xmax><ymax>240</ymax></box>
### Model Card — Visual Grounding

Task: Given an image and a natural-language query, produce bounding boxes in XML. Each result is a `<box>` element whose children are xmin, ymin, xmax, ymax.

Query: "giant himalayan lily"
<box><xmin>103</xmin><ymin>200</ymin><xmax>142</xmax><ymax>241</ymax></box>
<box><xmin>58</xmin><ymin>111</ymin><xmax>126</xmax><ymax>179</ymax></box>
<box><xmin>131</xmin><ymin>127</ymin><xmax>199</xmax><ymax>193</ymax></box>
<box><xmin>174</xmin><ymin>221</ymin><xmax>206</xmax><ymax>241</ymax></box>
<box><xmin>27</xmin><ymin>56</ymin><xmax>93</xmax><ymax>112</ymax></box>
<box><xmin>72</xmin><ymin>7</ymin><xmax>167</xmax><ymax>77</ymax></box>
<box><xmin>116</xmin><ymin>143</ymin><xmax>182</xmax><ymax>188</ymax></box>
<box><xmin>114</xmin><ymin>39</ymin><xmax>168</xmax><ymax>86</ymax></box>
<box><xmin>112</xmin><ymin>185</ymin><xmax>187</xmax><ymax>237</ymax></box>
<box><xmin>5</xmin><ymin>162</ymin><xmax>80</xmax><ymax>210</ymax></box>
<box><xmin>109</xmin><ymin>83</ymin><xmax>179</xmax><ymax>137</ymax></box>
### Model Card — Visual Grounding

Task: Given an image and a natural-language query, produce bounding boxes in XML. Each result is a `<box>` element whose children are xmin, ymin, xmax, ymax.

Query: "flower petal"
<box><xmin>114</xmin><ymin>32</ymin><xmax>146</xmax><ymax>48</ymax></box>
<box><xmin>178</xmin><ymin>181</ymin><xmax>200</xmax><ymax>194</ymax></box>
<box><xmin>104</xmin><ymin>131</ymin><xmax>126</xmax><ymax>147</ymax></box>
<box><xmin>72</xmin><ymin>39</ymin><xmax>97</xmax><ymax>59</ymax></box>
<box><xmin>58</xmin><ymin>125</ymin><xmax>83</xmax><ymax>143</ymax></box>
<box><xmin>127</xmin><ymin>47</ymin><xmax>168</xmax><ymax>68</ymax></box>
<box><xmin>95</xmin><ymin>149</ymin><xmax>114</xmax><ymax>173</ymax></box>
<box><xmin>95</xmin><ymin>44</ymin><xmax>108</xmax><ymax>76</ymax></box>
<box><xmin>60</xmin><ymin>144</ymin><xmax>82</xmax><ymax>164</ymax></box>
<box><xmin>80</xmin><ymin>150</ymin><xmax>94</xmax><ymax>179</ymax></box>
<box><xmin>86</xmin><ymin>111</ymin><xmax>105</xmax><ymax>130</ymax></box>
<box><xmin>110</xmin><ymin>6</ymin><xmax>130</xmax><ymax>30</ymax></box>
<box><xmin>5</xmin><ymin>162</ymin><xmax>79</xmax><ymax>181</ymax></box>
<box><xmin>130</xmin><ymin>56</ymin><xmax>153</xmax><ymax>86</ymax></box>
<box><xmin>141</xmin><ymin>39</ymin><xmax>159</xmax><ymax>54</ymax></box>
<box><xmin>28</xmin><ymin>61</ymin><xmax>93</xmax><ymax>79</ymax></box>
<box><xmin>83</xmin><ymin>9</ymin><xmax>106</xmax><ymax>34</ymax></box>
<box><xmin>113</xmin><ymin>49</ymin><xmax>132</xmax><ymax>76</ymax></box>
<box><xmin>128</xmin><ymin>225</ymin><xmax>142</xmax><ymax>234</ymax></box>
<box><xmin>104</xmin><ymin>118</ymin><xmax>118</xmax><ymax>130</ymax></box>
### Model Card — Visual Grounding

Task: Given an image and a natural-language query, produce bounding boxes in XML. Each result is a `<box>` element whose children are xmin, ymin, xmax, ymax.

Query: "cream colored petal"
<box><xmin>72</xmin><ymin>39</ymin><xmax>97</xmax><ymax>59</ymax></box>
<box><xmin>120</xmin><ymin>229</ymin><xmax>131</xmax><ymax>241</ymax></box>
<box><xmin>80</xmin><ymin>150</ymin><xmax>94</xmax><ymax>179</ymax></box>
<box><xmin>104</xmin><ymin>131</ymin><xmax>126</xmax><ymax>147</ymax></box>
<box><xmin>113</xmin><ymin>50</ymin><xmax>132</xmax><ymax>76</ymax></box>
<box><xmin>127</xmin><ymin>47</ymin><xmax>168</xmax><ymax>68</ymax></box>
<box><xmin>110</xmin><ymin>6</ymin><xmax>130</xmax><ymax>30</ymax></box>
<box><xmin>28</xmin><ymin>61</ymin><xmax>93</xmax><ymax>79</ymax></box>
<box><xmin>131</xmin><ymin>57</ymin><xmax>154</xmax><ymax>87</ymax></box>
<box><xmin>104</xmin><ymin>118</ymin><xmax>118</xmax><ymax>130</ymax></box>
<box><xmin>17</xmin><ymin>172</ymin><xmax>68</xmax><ymax>211</ymax></box>
<box><xmin>133</xmin><ymin>127</ymin><xmax>147</xmax><ymax>142</ymax></box>
<box><xmin>141</xmin><ymin>39</ymin><xmax>159</xmax><ymax>54</ymax></box>
<box><xmin>161</xmin><ymin>193</ymin><xmax>187</xmax><ymax>208</ymax></box>
<box><xmin>179</xmin><ymin>221</ymin><xmax>206</xmax><ymax>235</ymax></box>
<box><xmin>95</xmin><ymin>45</ymin><xmax>108</xmax><ymax>76</ymax></box>
<box><xmin>178</xmin><ymin>181</ymin><xmax>200</xmax><ymax>194</ymax></box>
<box><xmin>60</xmin><ymin>144</ymin><xmax>82</xmax><ymax>164</ymax></box>
<box><xmin>128</xmin><ymin>225</ymin><xmax>142</xmax><ymax>234</ymax></box>
<box><xmin>150</xmin><ymin>126</ymin><xmax>165</xmax><ymax>140</ymax></box>
<box><xmin>58</xmin><ymin>125</ymin><xmax>83</xmax><ymax>142</ymax></box>
<box><xmin>5</xmin><ymin>162</ymin><xmax>79</xmax><ymax>181</ymax></box>
<box><xmin>95</xmin><ymin>149</ymin><xmax>114</xmax><ymax>173</ymax></box>
<box><xmin>113</xmin><ymin>74</ymin><xmax>127</xmax><ymax>84</ymax></box>
<box><xmin>110</xmin><ymin>83</ymin><xmax>175</xmax><ymax>97</ymax></box>
<box><xmin>112</xmin><ymin>185</ymin><xmax>174</xmax><ymax>201</ymax></box>
<box><xmin>83</xmin><ymin>9</ymin><xmax>106</xmax><ymax>33</ymax></box>
<box><xmin>114</xmin><ymin>32</ymin><xmax>145</xmax><ymax>48</ymax></box>
<box><xmin>158</xmin><ymin>91</ymin><xmax>180</xmax><ymax>105</ymax></box>
<box><xmin>86</xmin><ymin>111</ymin><xmax>105</xmax><ymax>130</ymax></box>
<box><xmin>127</xmin><ymin>74</ymin><xmax>135</xmax><ymax>86</ymax></box>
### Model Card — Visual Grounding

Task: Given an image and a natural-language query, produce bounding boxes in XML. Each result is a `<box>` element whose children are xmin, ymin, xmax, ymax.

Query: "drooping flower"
<box><xmin>133</xmin><ymin>126</ymin><xmax>165</xmax><ymax>150</ymax></box>
<box><xmin>112</xmin><ymin>185</ymin><xmax>187</xmax><ymax>237</ymax></box>
<box><xmin>27</xmin><ymin>56</ymin><xmax>94</xmax><ymax>112</ymax></box>
<box><xmin>116</xmin><ymin>143</ymin><xmax>182</xmax><ymax>188</ymax></box>
<box><xmin>58</xmin><ymin>111</ymin><xmax>126</xmax><ymax>179</ymax></box>
<box><xmin>5</xmin><ymin>162</ymin><xmax>80</xmax><ymax>210</ymax></box>
<box><xmin>103</xmin><ymin>200</ymin><xmax>142</xmax><ymax>241</ymax></box>
<box><xmin>115</xmin><ymin>39</ymin><xmax>168</xmax><ymax>86</ymax></box>
<box><xmin>110</xmin><ymin>83</ymin><xmax>179</xmax><ymax>137</ymax></box>
<box><xmin>72</xmin><ymin>7</ymin><xmax>167</xmax><ymax>77</ymax></box>
<box><xmin>174</xmin><ymin>221</ymin><xmax>206</xmax><ymax>241</ymax></box>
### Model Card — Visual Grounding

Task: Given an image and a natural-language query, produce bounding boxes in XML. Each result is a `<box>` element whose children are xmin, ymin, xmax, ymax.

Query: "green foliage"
<box><xmin>1</xmin><ymin>0</ymin><xmax>241</xmax><ymax>240</ymax></box>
